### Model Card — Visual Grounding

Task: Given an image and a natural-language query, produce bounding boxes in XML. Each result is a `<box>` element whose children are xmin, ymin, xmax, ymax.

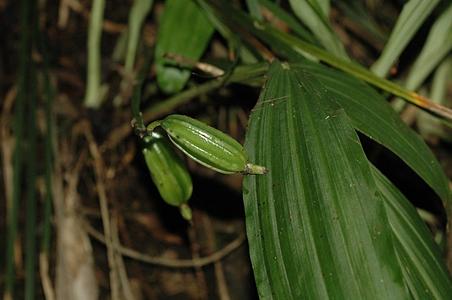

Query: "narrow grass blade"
<box><xmin>418</xmin><ymin>56</ymin><xmax>452</xmax><ymax>140</ymax></box>
<box><xmin>405</xmin><ymin>3</ymin><xmax>452</xmax><ymax>91</ymax></box>
<box><xmin>25</xmin><ymin>63</ymin><xmax>38</xmax><ymax>300</ymax></box>
<box><xmin>36</xmin><ymin>11</ymin><xmax>55</xmax><ymax>256</ymax></box>
<box><xmin>288</xmin><ymin>0</ymin><xmax>348</xmax><ymax>59</ymax></box>
<box><xmin>244</xmin><ymin>61</ymin><xmax>406</xmax><ymax>299</ymax></box>
<box><xmin>246</xmin><ymin>0</ymin><xmax>263</xmax><ymax>20</ymax></box>
<box><xmin>155</xmin><ymin>0</ymin><xmax>214</xmax><ymax>93</ymax></box>
<box><xmin>4</xmin><ymin>0</ymin><xmax>31</xmax><ymax>297</ymax></box>
<box><xmin>259</xmin><ymin>0</ymin><xmax>318</xmax><ymax>45</ymax></box>
<box><xmin>196</xmin><ymin>0</ymin><xmax>251</xmax><ymax>62</ymax></box>
<box><xmin>335</xmin><ymin>1</ymin><xmax>386</xmax><ymax>44</ymax></box>
<box><xmin>371</xmin><ymin>0</ymin><xmax>440</xmax><ymax>77</ymax></box>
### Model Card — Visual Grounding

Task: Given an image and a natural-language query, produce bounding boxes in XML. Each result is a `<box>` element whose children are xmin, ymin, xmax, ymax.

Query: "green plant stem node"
<box><xmin>179</xmin><ymin>204</ymin><xmax>192</xmax><ymax>221</ymax></box>
<box><xmin>244</xmin><ymin>163</ymin><xmax>268</xmax><ymax>175</ymax></box>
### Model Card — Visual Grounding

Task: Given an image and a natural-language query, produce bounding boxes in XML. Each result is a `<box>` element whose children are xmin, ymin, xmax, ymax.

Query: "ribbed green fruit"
<box><xmin>142</xmin><ymin>132</ymin><xmax>193</xmax><ymax>220</ymax></box>
<box><xmin>150</xmin><ymin>114</ymin><xmax>267</xmax><ymax>175</ymax></box>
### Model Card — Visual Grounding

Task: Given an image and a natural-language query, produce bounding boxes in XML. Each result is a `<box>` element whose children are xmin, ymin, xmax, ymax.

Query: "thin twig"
<box><xmin>164</xmin><ymin>53</ymin><xmax>225</xmax><ymax>77</ymax></box>
<box><xmin>54</xmin><ymin>142</ymin><xmax>98</xmax><ymax>299</ymax></box>
<box><xmin>201</xmin><ymin>213</ymin><xmax>231</xmax><ymax>300</ymax></box>
<box><xmin>188</xmin><ymin>212</ymin><xmax>208</xmax><ymax>300</ymax></box>
<box><xmin>82</xmin><ymin>220</ymin><xmax>246</xmax><ymax>268</ymax></box>
<box><xmin>58</xmin><ymin>0</ymin><xmax>126</xmax><ymax>33</ymax></box>
<box><xmin>111</xmin><ymin>213</ymin><xmax>136</xmax><ymax>300</ymax></box>
<box><xmin>58</xmin><ymin>0</ymin><xmax>82</xmax><ymax>28</ymax></box>
<box><xmin>39</xmin><ymin>253</ymin><xmax>55</xmax><ymax>300</ymax></box>
<box><xmin>1</xmin><ymin>86</ymin><xmax>16</xmax><ymax>213</ymax></box>
<box><xmin>85</xmin><ymin>127</ymin><xmax>120</xmax><ymax>300</ymax></box>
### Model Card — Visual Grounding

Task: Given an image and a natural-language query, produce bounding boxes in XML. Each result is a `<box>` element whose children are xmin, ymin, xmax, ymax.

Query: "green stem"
<box><xmin>84</xmin><ymin>0</ymin><xmax>106</xmax><ymax>108</ymax></box>
<box><xmin>131</xmin><ymin>47</ymin><xmax>153</xmax><ymax>131</ymax></box>
<box><xmin>106</xmin><ymin>63</ymin><xmax>267</xmax><ymax>149</ymax></box>
<box><xmin>179</xmin><ymin>204</ymin><xmax>193</xmax><ymax>221</ymax></box>
<box><xmin>146</xmin><ymin>120</ymin><xmax>162</xmax><ymax>133</ymax></box>
<box><xmin>244</xmin><ymin>163</ymin><xmax>268</xmax><ymax>175</ymax></box>
<box><xmin>125</xmin><ymin>0</ymin><xmax>154</xmax><ymax>72</ymax></box>
<box><xmin>141</xmin><ymin>62</ymin><xmax>268</xmax><ymax>123</ymax></box>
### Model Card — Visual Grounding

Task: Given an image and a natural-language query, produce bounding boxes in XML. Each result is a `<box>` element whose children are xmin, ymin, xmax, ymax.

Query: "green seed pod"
<box><xmin>149</xmin><ymin>114</ymin><xmax>267</xmax><ymax>175</ymax></box>
<box><xmin>142</xmin><ymin>132</ymin><xmax>193</xmax><ymax>220</ymax></box>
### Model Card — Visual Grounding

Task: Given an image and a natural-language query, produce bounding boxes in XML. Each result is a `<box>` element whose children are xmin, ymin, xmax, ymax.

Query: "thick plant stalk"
<box><xmin>55</xmin><ymin>156</ymin><xmax>99</xmax><ymax>300</ymax></box>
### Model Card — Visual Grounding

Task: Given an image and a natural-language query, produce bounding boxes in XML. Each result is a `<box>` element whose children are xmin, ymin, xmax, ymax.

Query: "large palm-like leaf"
<box><xmin>243</xmin><ymin>61</ymin><xmax>452</xmax><ymax>299</ymax></box>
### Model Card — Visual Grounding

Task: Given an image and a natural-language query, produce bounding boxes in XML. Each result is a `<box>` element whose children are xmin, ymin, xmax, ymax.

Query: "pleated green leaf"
<box><xmin>243</xmin><ymin>61</ymin><xmax>407</xmax><ymax>299</ymax></box>
<box><xmin>295</xmin><ymin>59</ymin><xmax>450</xmax><ymax>204</ymax></box>
<box><xmin>155</xmin><ymin>0</ymin><xmax>214</xmax><ymax>93</ymax></box>
<box><xmin>372</xmin><ymin>166</ymin><xmax>452</xmax><ymax>300</ymax></box>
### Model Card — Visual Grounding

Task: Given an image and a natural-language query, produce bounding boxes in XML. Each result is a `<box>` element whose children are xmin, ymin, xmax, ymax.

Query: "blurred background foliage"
<box><xmin>0</xmin><ymin>0</ymin><xmax>451</xmax><ymax>299</ymax></box>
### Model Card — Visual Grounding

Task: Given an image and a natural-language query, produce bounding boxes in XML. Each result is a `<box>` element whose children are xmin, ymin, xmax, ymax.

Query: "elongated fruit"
<box><xmin>148</xmin><ymin>114</ymin><xmax>267</xmax><ymax>175</ymax></box>
<box><xmin>142</xmin><ymin>132</ymin><xmax>193</xmax><ymax>220</ymax></box>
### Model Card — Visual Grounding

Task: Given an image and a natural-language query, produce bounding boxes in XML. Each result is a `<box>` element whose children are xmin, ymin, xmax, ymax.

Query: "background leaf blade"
<box><xmin>288</xmin><ymin>0</ymin><xmax>348</xmax><ymax>59</ymax></box>
<box><xmin>371</xmin><ymin>0</ymin><xmax>440</xmax><ymax>77</ymax></box>
<box><xmin>155</xmin><ymin>0</ymin><xmax>214</xmax><ymax>94</ymax></box>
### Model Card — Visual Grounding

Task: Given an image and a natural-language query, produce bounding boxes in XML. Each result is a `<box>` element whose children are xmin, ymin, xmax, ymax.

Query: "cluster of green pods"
<box><xmin>148</xmin><ymin>114</ymin><xmax>267</xmax><ymax>175</ymax></box>
<box><xmin>142</xmin><ymin>132</ymin><xmax>193</xmax><ymax>221</ymax></box>
<box><xmin>142</xmin><ymin>114</ymin><xmax>267</xmax><ymax>221</ymax></box>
